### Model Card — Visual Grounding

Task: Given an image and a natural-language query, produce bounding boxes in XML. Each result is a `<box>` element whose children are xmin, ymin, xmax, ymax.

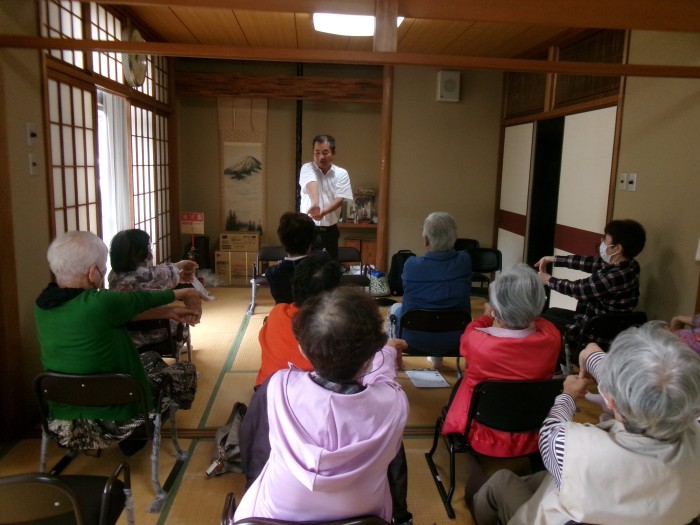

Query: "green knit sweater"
<box><xmin>35</xmin><ymin>287</ymin><xmax>176</xmax><ymax>420</ymax></box>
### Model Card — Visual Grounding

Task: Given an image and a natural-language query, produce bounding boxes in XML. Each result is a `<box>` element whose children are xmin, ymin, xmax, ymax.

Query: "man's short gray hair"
<box><xmin>422</xmin><ymin>212</ymin><xmax>457</xmax><ymax>253</ymax></box>
<box><xmin>47</xmin><ymin>231</ymin><xmax>108</xmax><ymax>282</ymax></box>
<box><xmin>599</xmin><ymin>321</ymin><xmax>700</xmax><ymax>441</ymax></box>
<box><xmin>489</xmin><ymin>263</ymin><xmax>545</xmax><ymax>329</ymax></box>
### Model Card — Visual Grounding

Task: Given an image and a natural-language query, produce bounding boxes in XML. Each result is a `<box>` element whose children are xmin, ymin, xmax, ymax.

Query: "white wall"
<box><xmin>615</xmin><ymin>31</ymin><xmax>700</xmax><ymax>319</ymax></box>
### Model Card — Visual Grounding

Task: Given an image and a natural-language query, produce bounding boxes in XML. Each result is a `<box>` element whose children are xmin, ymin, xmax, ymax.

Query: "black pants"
<box><xmin>313</xmin><ymin>224</ymin><xmax>340</xmax><ymax>259</ymax></box>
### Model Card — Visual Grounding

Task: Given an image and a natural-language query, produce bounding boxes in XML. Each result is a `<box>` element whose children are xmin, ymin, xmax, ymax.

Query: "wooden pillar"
<box><xmin>377</xmin><ymin>65</ymin><xmax>393</xmax><ymax>271</ymax></box>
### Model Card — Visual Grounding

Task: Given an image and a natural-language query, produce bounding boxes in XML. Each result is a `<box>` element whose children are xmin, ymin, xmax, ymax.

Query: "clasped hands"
<box><xmin>562</xmin><ymin>342</ymin><xmax>605</xmax><ymax>399</ymax></box>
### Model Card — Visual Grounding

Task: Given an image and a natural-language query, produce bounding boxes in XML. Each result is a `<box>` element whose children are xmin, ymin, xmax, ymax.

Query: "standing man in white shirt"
<box><xmin>299</xmin><ymin>135</ymin><xmax>353</xmax><ymax>259</ymax></box>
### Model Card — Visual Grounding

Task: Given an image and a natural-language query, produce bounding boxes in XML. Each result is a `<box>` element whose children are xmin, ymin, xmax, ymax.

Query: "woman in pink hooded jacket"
<box><xmin>235</xmin><ymin>287</ymin><xmax>409</xmax><ymax>523</ymax></box>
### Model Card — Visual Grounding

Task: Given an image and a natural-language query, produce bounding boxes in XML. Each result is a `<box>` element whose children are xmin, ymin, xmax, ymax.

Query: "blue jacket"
<box><xmin>398</xmin><ymin>250</ymin><xmax>472</xmax><ymax>355</ymax></box>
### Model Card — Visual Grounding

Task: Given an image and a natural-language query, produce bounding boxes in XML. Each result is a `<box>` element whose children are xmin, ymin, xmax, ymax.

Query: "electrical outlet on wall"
<box><xmin>627</xmin><ymin>172</ymin><xmax>638</xmax><ymax>192</ymax></box>
<box><xmin>617</xmin><ymin>172</ymin><xmax>627</xmax><ymax>191</ymax></box>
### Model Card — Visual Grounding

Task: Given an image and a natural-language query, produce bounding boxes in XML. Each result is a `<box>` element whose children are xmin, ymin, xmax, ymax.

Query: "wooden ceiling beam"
<box><xmin>3</xmin><ymin>35</ymin><xmax>700</xmax><ymax>79</ymax></box>
<box><xmin>91</xmin><ymin>0</ymin><xmax>700</xmax><ymax>32</ymax></box>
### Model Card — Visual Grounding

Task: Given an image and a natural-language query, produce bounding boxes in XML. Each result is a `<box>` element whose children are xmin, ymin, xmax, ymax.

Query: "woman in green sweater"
<box><xmin>35</xmin><ymin>230</ymin><xmax>204</xmax><ymax>451</ymax></box>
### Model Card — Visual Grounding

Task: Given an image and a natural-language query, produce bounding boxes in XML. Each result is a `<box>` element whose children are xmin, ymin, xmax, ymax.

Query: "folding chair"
<box><xmin>453</xmin><ymin>238</ymin><xmax>479</xmax><ymax>251</ymax></box>
<box><xmin>125</xmin><ymin>318</ymin><xmax>192</xmax><ymax>362</ymax></box>
<box><xmin>338</xmin><ymin>246</ymin><xmax>370</xmax><ymax>287</ymax></box>
<box><xmin>390</xmin><ymin>308</ymin><xmax>471</xmax><ymax>377</ymax></box>
<box><xmin>466</xmin><ymin>247</ymin><xmax>502</xmax><ymax>298</ymax></box>
<box><xmin>425</xmin><ymin>378</ymin><xmax>564</xmax><ymax>518</ymax></box>
<box><xmin>247</xmin><ymin>246</ymin><xmax>287</xmax><ymax>315</ymax></box>
<box><xmin>220</xmin><ymin>492</ymin><xmax>391</xmax><ymax>525</ymax></box>
<box><xmin>0</xmin><ymin>462</ymin><xmax>133</xmax><ymax>525</ymax></box>
<box><xmin>34</xmin><ymin>372</ymin><xmax>188</xmax><ymax>513</ymax></box>
<box><xmin>562</xmin><ymin>310</ymin><xmax>648</xmax><ymax>374</ymax></box>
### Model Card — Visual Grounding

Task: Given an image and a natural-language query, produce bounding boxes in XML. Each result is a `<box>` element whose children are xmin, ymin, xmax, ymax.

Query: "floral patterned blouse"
<box><xmin>108</xmin><ymin>262</ymin><xmax>182</xmax><ymax>348</ymax></box>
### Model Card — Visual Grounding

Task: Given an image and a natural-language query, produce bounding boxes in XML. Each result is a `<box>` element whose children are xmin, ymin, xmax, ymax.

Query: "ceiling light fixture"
<box><xmin>312</xmin><ymin>13</ymin><xmax>404</xmax><ymax>37</ymax></box>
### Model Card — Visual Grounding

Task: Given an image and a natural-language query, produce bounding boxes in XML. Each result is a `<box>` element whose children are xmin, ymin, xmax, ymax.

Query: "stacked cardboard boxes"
<box><xmin>215</xmin><ymin>232</ymin><xmax>260</xmax><ymax>286</ymax></box>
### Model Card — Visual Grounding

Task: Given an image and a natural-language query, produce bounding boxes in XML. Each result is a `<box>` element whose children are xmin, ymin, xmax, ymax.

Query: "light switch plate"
<box><xmin>617</xmin><ymin>172</ymin><xmax>627</xmax><ymax>191</ymax></box>
<box><xmin>627</xmin><ymin>172</ymin><xmax>637</xmax><ymax>192</ymax></box>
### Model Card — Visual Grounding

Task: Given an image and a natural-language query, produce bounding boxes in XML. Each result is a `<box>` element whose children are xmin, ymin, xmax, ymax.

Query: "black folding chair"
<box><xmin>390</xmin><ymin>308</ymin><xmax>471</xmax><ymax>377</ymax></box>
<box><xmin>34</xmin><ymin>372</ymin><xmax>187</xmax><ymax>512</ymax></box>
<box><xmin>425</xmin><ymin>378</ymin><xmax>563</xmax><ymax>518</ymax></box>
<box><xmin>453</xmin><ymin>238</ymin><xmax>479</xmax><ymax>251</ymax></box>
<box><xmin>562</xmin><ymin>310</ymin><xmax>648</xmax><ymax>373</ymax></box>
<box><xmin>0</xmin><ymin>462</ymin><xmax>132</xmax><ymax>525</ymax></box>
<box><xmin>247</xmin><ymin>246</ymin><xmax>287</xmax><ymax>315</ymax></box>
<box><xmin>338</xmin><ymin>246</ymin><xmax>370</xmax><ymax>287</ymax></box>
<box><xmin>466</xmin><ymin>247</ymin><xmax>502</xmax><ymax>298</ymax></box>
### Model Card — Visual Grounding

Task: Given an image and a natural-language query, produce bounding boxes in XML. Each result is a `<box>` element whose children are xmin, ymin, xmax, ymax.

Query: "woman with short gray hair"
<box><xmin>442</xmin><ymin>263</ymin><xmax>561</xmax><ymax>457</ymax></box>
<box><xmin>387</xmin><ymin>211</ymin><xmax>472</xmax><ymax>369</ymax></box>
<box><xmin>422</xmin><ymin>212</ymin><xmax>458</xmax><ymax>253</ymax></box>
<box><xmin>472</xmin><ymin>321</ymin><xmax>700</xmax><ymax>525</ymax></box>
<box><xmin>598</xmin><ymin>321</ymin><xmax>700</xmax><ymax>441</ymax></box>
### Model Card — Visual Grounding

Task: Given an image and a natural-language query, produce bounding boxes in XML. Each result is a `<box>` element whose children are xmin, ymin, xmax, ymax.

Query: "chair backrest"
<box><xmin>257</xmin><ymin>246</ymin><xmax>286</xmax><ymax>263</ymax></box>
<box><xmin>454</xmin><ymin>238</ymin><xmax>479</xmax><ymax>251</ymax></box>
<box><xmin>254</xmin><ymin>246</ymin><xmax>287</xmax><ymax>278</ymax></box>
<box><xmin>398</xmin><ymin>309</ymin><xmax>471</xmax><ymax>335</ymax></box>
<box><xmin>465</xmin><ymin>379</ymin><xmax>563</xmax><ymax>435</ymax></box>
<box><xmin>221</xmin><ymin>492</ymin><xmax>391</xmax><ymax>525</ymax></box>
<box><xmin>337</xmin><ymin>246</ymin><xmax>362</xmax><ymax>265</ymax></box>
<box><xmin>34</xmin><ymin>372</ymin><xmax>152</xmax><ymax>438</ymax></box>
<box><xmin>578</xmin><ymin>311</ymin><xmax>648</xmax><ymax>351</ymax></box>
<box><xmin>466</xmin><ymin>247</ymin><xmax>502</xmax><ymax>274</ymax></box>
<box><xmin>0</xmin><ymin>472</ymin><xmax>87</xmax><ymax>525</ymax></box>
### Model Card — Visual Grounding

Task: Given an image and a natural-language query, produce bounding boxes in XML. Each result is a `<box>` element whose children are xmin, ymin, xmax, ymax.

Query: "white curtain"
<box><xmin>98</xmin><ymin>91</ymin><xmax>130</xmax><ymax>257</ymax></box>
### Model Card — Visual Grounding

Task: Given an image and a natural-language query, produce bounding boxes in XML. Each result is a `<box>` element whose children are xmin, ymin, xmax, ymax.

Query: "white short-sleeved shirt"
<box><xmin>299</xmin><ymin>162</ymin><xmax>353</xmax><ymax>227</ymax></box>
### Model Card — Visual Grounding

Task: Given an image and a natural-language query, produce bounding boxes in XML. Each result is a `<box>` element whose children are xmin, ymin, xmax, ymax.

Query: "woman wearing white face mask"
<box><xmin>534</xmin><ymin>219</ymin><xmax>646</xmax><ymax>353</ymax></box>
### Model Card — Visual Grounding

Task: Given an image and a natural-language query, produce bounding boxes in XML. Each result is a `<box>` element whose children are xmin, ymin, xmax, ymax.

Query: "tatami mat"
<box><xmin>231</xmin><ymin>315</ymin><xmax>265</xmax><ymax>372</ymax></box>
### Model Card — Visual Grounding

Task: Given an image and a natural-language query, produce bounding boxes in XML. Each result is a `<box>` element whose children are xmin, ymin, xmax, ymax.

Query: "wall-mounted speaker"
<box><xmin>437</xmin><ymin>70</ymin><xmax>460</xmax><ymax>102</ymax></box>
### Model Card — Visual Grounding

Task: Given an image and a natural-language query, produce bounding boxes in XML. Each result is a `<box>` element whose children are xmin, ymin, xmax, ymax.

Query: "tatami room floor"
<box><xmin>0</xmin><ymin>286</ymin><xmax>601</xmax><ymax>525</ymax></box>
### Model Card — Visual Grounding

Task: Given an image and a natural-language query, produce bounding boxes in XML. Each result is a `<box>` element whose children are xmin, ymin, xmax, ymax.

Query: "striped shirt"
<box><xmin>540</xmin><ymin>351</ymin><xmax>606</xmax><ymax>488</ymax></box>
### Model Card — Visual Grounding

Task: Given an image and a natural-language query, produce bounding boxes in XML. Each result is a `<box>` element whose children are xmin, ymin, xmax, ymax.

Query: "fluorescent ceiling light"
<box><xmin>313</xmin><ymin>13</ymin><xmax>404</xmax><ymax>37</ymax></box>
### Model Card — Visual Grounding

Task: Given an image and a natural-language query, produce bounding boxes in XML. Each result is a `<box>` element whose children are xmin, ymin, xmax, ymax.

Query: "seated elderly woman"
<box><xmin>387</xmin><ymin>211</ymin><xmax>472</xmax><ymax>369</ymax></box>
<box><xmin>109</xmin><ymin>228</ymin><xmax>200</xmax><ymax>353</ymax></box>
<box><xmin>235</xmin><ymin>287</ymin><xmax>409</xmax><ymax>523</ymax></box>
<box><xmin>256</xmin><ymin>251</ymin><xmax>342</xmax><ymax>387</ymax></box>
<box><xmin>34</xmin><ymin>231</ymin><xmax>204</xmax><ymax>453</ymax></box>
<box><xmin>442</xmin><ymin>263</ymin><xmax>561</xmax><ymax>457</ymax></box>
<box><xmin>264</xmin><ymin>211</ymin><xmax>317</xmax><ymax>304</ymax></box>
<box><xmin>471</xmin><ymin>321</ymin><xmax>700</xmax><ymax>525</ymax></box>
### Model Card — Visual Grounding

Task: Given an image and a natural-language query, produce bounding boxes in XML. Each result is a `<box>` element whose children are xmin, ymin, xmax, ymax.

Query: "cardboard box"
<box><xmin>219</xmin><ymin>231</ymin><xmax>260</xmax><ymax>252</ymax></box>
<box><xmin>214</xmin><ymin>251</ymin><xmax>232</xmax><ymax>285</ymax></box>
<box><xmin>229</xmin><ymin>251</ymin><xmax>257</xmax><ymax>285</ymax></box>
<box><xmin>215</xmin><ymin>250</ymin><xmax>257</xmax><ymax>286</ymax></box>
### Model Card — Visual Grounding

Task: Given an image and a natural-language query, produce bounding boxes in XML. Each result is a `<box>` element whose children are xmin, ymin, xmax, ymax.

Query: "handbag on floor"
<box><xmin>366</xmin><ymin>266</ymin><xmax>391</xmax><ymax>297</ymax></box>
<box><xmin>206</xmin><ymin>401</ymin><xmax>247</xmax><ymax>477</ymax></box>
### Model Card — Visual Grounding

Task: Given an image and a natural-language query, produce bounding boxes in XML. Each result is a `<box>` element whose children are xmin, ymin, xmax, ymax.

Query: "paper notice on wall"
<box><xmin>181</xmin><ymin>212</ymin><xmax>205</xmax><ymax>235</ymax></box>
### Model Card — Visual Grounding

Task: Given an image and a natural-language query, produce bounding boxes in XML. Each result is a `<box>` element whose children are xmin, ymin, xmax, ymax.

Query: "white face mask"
<box><xmin>599</xmin><ymin>241</ymin><xmax>618</xmax><ymax>263</ymax></box>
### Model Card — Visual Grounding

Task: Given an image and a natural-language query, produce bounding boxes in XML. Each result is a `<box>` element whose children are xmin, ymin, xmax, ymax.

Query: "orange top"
<box><xmin>256</xmin><ymin>303</ymin><xmax>313</xmax><ymax>386</ymax></box>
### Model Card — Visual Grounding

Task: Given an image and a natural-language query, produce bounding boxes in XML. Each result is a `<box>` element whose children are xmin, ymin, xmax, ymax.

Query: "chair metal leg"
<box><xmin>455</xmin><ymin>356</ymin><xmax>463</xmax><ymax>379</ymax></box>
<box><xmin>424</xmin><ymin>416</ymin><xmax>457</xmax><ymax>519</ymax></box>
<box><xmin>39</xmin><ymin>431</ymin><xmax>49</xmax><ymax>472</ymax></box>
<box><xmin>147</xmin><ymin>412</ymin><xmax>167</xmax><ymax>513</ymax></box>
<box><xmin>169</xmin><ymin>402</ymin><xmax>187</xmax><ymax>461</ymax></box>
<box><xmin>247</xmin><ymin>281</ymin><xmax>258</xmax><ymax>315</ymax></box>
